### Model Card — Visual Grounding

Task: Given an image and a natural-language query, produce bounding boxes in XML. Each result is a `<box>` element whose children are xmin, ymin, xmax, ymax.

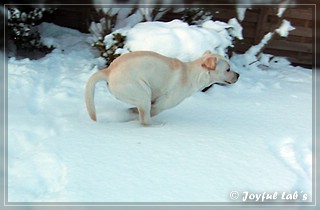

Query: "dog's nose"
<box><xmin>235</xmin><ymin>73</ymin><xmax>240</xmax><ymax>79</ymax></box>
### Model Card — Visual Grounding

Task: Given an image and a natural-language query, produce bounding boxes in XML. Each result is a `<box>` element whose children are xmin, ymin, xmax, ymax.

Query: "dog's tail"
<box><xmin>84</xmin><ymin>70</ymin><xmax>108</xmax><ymax>121</ymax></box>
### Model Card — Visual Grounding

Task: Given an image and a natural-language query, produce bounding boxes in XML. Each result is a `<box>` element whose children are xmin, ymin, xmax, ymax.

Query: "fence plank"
<box><xmin>282</xmin><ymin>8</ymin><xmax>313</xmax><ymax>20</ymax></box>
<box><xmin>261</xmin><ymin>23</ymin><xmax>313</xmax><ymax>38</ymax></box>
<box><xmin>267</xmin><ymin>40</ymin><xmax>312</xmax><ymax>53</ymax></box>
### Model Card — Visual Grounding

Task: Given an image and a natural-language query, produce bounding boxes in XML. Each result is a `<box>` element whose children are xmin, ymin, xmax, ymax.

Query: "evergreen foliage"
<box><xmin>92</xmin><ymin>33</ymin><xmax>127</xmax><ymax>66</ymax></box>
<box><xmin>8</xmin><ymin>8</ymin><xmax>55</xmax><ymax>54</ymax></box>
<box><xmin>181</xmin><ymin>8</ymin><xmax>213</xmax><ymax>25</ymax></box>
<box><xmin>89</xmin><ymin>8</ymin><xmax>214</xmax><ymax>66</ymax></box>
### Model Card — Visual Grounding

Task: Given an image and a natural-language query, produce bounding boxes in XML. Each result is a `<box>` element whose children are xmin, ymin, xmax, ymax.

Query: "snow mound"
<box><xmin>125</xmin><ymin>19</ymin><xmax>241</xmax><ymax>61</ymax></box>
<box><xmin>37</xmin><ymin>22</ymin><xmax>91</xmax><ymax>52</ymax></box>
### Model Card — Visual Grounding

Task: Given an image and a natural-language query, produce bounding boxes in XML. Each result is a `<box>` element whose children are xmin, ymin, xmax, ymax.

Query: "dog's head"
<box><xmin>201</xmin><ymin>51</ymin><xmax>239</xmax><ymax>85</ymax></box>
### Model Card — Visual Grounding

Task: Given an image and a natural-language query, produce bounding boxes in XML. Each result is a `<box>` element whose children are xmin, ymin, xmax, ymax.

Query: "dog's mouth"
<box><xmin>216</xmin><ymin>81</ymin><xmax>232</xmax><ymax>86</ymax></box>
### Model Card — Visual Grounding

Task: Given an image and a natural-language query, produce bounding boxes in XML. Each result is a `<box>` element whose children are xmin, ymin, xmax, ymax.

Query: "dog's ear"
<box><xmin>202</xmin><ymin>56</ymin><xmax>217</xmax><ymax>71</ymax></box>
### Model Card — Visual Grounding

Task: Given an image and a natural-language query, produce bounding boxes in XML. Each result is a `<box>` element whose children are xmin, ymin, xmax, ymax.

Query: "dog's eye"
<box><xmin>226</xmin><ymin>69</ymin><xmax>230</xmax><ymax>72</ymax></box>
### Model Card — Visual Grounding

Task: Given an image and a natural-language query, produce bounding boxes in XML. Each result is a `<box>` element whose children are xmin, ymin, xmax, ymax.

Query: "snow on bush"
<box><xmin>90</xmin><ymin>18</ymin><xmax>243</xmax><ymax>66</ymax></box>
<box><xmin>88</xmin><ymin>7</ymin><xmax>243</xmax><ymax>66</ymax></box>
<box><xmin>180</xmin><ymin>8</ymin><xmax>213</xmax><ymax>25</ymax></box>
<box><xmin>101</xmin><ymin>32</ymin><xmax>127</xmax><ymax>65</ymax></box>
<box><xmin>89</xmin><ymin>7</ymin><xmax>296</xmax><ymax>72</ymax></box>
<box><xmin>7</xmin><ymin>7</ymin><xmax>55</xmax><ymax>56</ymax></box>
<box><xmin>125</xmin><ymin>19</ymin><xmax>242</xmax><ymax>61</ymax></box>
<box><xmin>89</xmin><ymin>7</ymin><xmax>179</xmax><ymax>65</ymax></box>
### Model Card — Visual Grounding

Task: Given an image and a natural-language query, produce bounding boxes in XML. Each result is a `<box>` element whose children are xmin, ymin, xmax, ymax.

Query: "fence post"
<box><xmin>254</xmin><ymin>8</ymin><xmax>269</xmax><ymax>45</ymax></box>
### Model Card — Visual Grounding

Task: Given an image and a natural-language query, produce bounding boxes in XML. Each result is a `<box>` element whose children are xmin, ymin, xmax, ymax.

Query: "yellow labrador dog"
<box><xmin>85</xmin><ymin>51</ymin><xmax>239</xmax><ymax>125</ymax></box>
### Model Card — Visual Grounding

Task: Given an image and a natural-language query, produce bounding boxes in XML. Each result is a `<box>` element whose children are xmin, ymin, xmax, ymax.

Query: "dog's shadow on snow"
<box><xmin>94</xmin><ymin>97</ymin><xmax>217</xmax><ymax>126</ymax></box>
<box><xmin>98</xmin><ymin>109</ymin><xmax>138</xmax><ymax>124</ymax></box>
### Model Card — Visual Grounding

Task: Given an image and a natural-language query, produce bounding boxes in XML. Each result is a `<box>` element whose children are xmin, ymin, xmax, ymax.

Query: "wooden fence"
<box><xmin>208</xmin><ymin>7</ymin><xmax>314</xmax><ymax>66</ymax></box>
<box><xmin>43</xmin><ymin>6</ymin><xmax>314</xmax><ymax>67</ymax></box>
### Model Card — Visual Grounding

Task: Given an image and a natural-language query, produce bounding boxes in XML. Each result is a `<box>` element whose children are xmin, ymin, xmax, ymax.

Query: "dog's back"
<box><xmin>106</xmin><ymin>51</ymin><xmax>186</xmax><ymax>94</ymax></box>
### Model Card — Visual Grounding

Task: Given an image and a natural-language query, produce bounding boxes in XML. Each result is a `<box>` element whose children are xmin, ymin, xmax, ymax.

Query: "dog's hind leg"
<box><xmin>129</xmin><ymin>98</ymin><xmax>159</xmax><ymax>116</ymax></box>
<box><xmin>137</xmin><ymin>101</ymin><xmax>151</xmax><ymax>126</ymax></box>
<box><xmin>125</xmin><ymin>104</ymin><xmax>151</xmax><ymax>125</ymax></box>
<box><xmin>110</xmin><ymin>80</ymin><xmax>153</xmax><ymax>125</ymax></box>
<box><xmin>151</xmin><ymin>95</ymin><xmax>183</xmax><ymax>117</ymax></box>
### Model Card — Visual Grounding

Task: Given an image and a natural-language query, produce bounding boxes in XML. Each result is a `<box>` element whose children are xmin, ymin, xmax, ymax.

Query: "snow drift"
<box><xmin>7</xmin><ymin>22</ymin><xmax>313</xmax><ymax>204</ymax></box>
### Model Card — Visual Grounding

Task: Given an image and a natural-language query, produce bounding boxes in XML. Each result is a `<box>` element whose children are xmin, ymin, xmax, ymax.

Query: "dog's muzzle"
<box><xmin>227</xmin><ymin>72</ymin><xmax>240</xmax><ymax>84</ymax></box>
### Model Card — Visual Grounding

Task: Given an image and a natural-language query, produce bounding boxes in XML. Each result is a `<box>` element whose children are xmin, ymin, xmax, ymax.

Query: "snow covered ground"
<box><xmin>7</xmin><ymin>22</ymin><xmax>313</xmax><ymax>204</ymax></box>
